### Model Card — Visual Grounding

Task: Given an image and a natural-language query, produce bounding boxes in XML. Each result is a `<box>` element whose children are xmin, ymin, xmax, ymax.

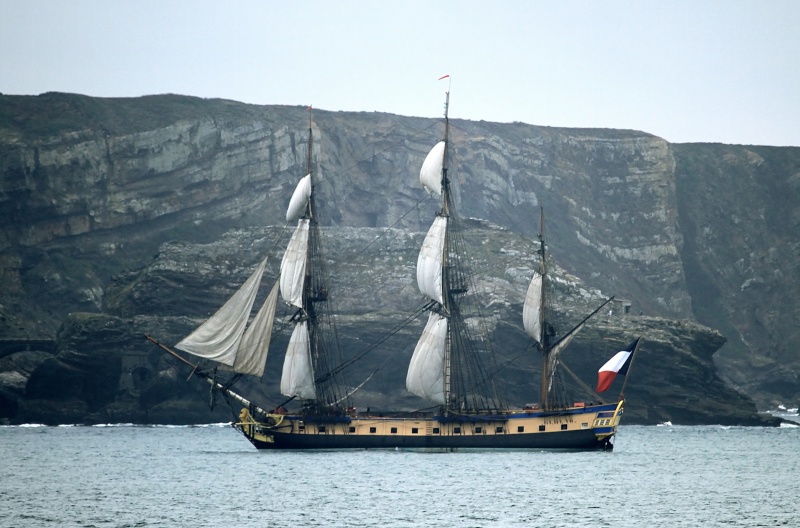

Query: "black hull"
<box><xmin>244</xmin><ymin>428</ymin><xmax>612</xmax><ymax>451</ymax></box>
<box><xmin>234</xmin><ymin>402</ymin><xmax>622</xmax><ymax>451</ymax></box>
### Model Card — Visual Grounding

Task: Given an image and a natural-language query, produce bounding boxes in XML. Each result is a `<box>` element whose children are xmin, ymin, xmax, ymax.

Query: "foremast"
<box><xmin>282</xmin><ymin>107</ymin><xmax>350</xmax><ymax>411</ymax></box>
<box><xmin>151</xmin><ymin>108</ymin><xmax>348</xmax><ymax>418</ymax></box>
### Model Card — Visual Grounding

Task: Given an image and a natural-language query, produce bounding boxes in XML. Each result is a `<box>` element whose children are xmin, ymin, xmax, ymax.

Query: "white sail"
<box><xmin>416</xmin><ymin>216</ymin><xmax>447</xmax><ymax>304</ymax></box>
<box><xmin>406</xmin><ymin>312</ymin><xmax>448</xmax><ymax>404</ymax></box>
<box><xmin>280</xmin><ymin>320</ymin><xmax>316</xmax><ymax>399</ymax></box>
<box><xmin>228</xmin><ymin>280</ymin><xmax>280</xmax><ymax>377</ymax></box>
<box><xmin>280</xmin><ymin>219</ymin><xmax>310</xmax><ymax>308</ymax></box>
<box><xmin>420</xmin><ymin>141</ymin><xmax>445</xmax><ymax>196</ymax></box>
<box><xmin>522</xmin><ymin>271</ymin><xmax>543</xmax><ymax>344</ymax></box>
<box><xmin>175</xmin><ymin>257</ymin><xmax>268</xmax><ymax>367</ymax></box>
<box><xmin>286</xmin><ymin>174</ymin><xmax>312</xmax><ymax>222</ymax></box>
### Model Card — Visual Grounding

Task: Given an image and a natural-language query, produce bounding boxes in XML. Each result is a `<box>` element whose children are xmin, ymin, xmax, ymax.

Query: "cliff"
<box><xmin>1</xmin><ymin>92</ymin><xmax>797</xmax><ymax>425</ymax></box>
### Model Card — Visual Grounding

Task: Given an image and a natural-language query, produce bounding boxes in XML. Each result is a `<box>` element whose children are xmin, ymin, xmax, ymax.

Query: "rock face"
<box><xmin>1</xmin><ymin>92</ymin><xmax>797</xmax><ymax>425</ymax></box>
<box><xmin>673</xmin><ymin>144</ymin><xmax>800</xmax><ymax>405</ymax></box>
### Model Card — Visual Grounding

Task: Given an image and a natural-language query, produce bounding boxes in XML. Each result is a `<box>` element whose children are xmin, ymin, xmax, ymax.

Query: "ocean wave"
<box><xmin>1</xmin><ymin>422</ymin><xmax>235</xmax><ymax>429</ymax></box>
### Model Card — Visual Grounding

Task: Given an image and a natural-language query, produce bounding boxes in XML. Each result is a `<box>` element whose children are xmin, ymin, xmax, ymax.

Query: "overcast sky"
<box><xmin>2</xmin><ymin>0</ymin><xmax>798</xmax><ymax>146</ymax></box>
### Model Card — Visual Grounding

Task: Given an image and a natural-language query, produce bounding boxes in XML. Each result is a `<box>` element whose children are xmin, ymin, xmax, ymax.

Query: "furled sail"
<box><xmin>406</xmin><ymin>312</ymin><xmax>448</xmax><ymax>404</ymax></box>
<box><xmin>416</xmin><ymin>216</ymin><xmax>447</xmax><ymax>304</ymax></box>
<box><xmin>286</xmin><ymin>174</ymin><xmax>312</xmax><ymax>222</ymax></box>
<box><xmin>522</xmin><ymin>271</ymin><xmax>543</xmax><ymax>344</ymax></box>
<box><xmin>419</xmin><ymin>141</ymin><xmax>445</xmax><ymax>196</ymax></box>
<box><xmin>280</xmin><ymin>320</ymin><xmax>316</xmax><ymax>399</ymax></box>
<box><xmin>175</xmin><ymin>257</ymin><xmax>269</xmax><ymax>368</ymax></box>
<box><xmin>280</xmin><ymin>219</ymin><xmax>310</xmax><ymax>308</ymax></box>
<box><xmin>545</xmin><ymin>320</ymin><xmax>588</xmax><ymax>391</ymax></box>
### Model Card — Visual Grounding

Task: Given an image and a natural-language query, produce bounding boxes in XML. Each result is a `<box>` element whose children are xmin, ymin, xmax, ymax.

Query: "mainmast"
<box><xmin>303</xmin><ymin>106</ymin><xmax>318</xmax><ymax>400</ymax></box>
<box><xmin>408</xmin><ymin>79</ymin><xmax>501</xmax><ymax>414</ymax></box>
<box><xmin>440</xmin><ymin>89</ymin><xmax>452</xmax><ymax>409</ymax></box>
<box><xmin>440</xmin><ymin>91</ymin><xmax>451</xmax><ymax>218</ymax></box>
<box><xmin>436</xmin><ymin>87</ymin><xmax>478</xmax><ymax>412</ymax></box>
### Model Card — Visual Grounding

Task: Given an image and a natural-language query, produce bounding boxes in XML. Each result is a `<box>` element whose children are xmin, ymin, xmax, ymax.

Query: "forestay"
<box><xmin>175</xmin><ymin>257</ymin><xmax>269</xmax><ymax>370</ymax></box>
<box><xmin>227</xmin><ymin>281</ymin><xmax>279</xmax><ymax>377</ymax></box>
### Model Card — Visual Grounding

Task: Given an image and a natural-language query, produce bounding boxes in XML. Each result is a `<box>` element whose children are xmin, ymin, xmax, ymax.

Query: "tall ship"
<box><xmin>147</xmin><ymin>90</ymin><xmax>640</xmax><ymax>451</ymax></box>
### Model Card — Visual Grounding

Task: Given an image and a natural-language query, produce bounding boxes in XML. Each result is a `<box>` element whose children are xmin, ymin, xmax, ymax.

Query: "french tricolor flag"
<box><xmin>596</xmin><ymin>338</ymin><xmax>641</xmax><ymax>393</ymax></box>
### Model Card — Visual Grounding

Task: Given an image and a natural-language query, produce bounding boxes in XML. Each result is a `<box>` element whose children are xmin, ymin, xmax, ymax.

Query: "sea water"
<box><xmin>1</xmin><ymin>422</ymin><xmax>798</xmax><ymax>527</ymax></box>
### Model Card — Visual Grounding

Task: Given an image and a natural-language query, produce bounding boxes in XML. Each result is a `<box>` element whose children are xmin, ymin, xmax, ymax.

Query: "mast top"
<box><xmin>438</xmin><ymin>76</ymin><xmax>452</xmax><ymax>218</ymax></box>
<box><xmin>439</xmin><ymin>74</ymin><xmax>451</xmax><ymax>128</ymax></box>
<box><xmin>306</xmin><ymin>105</ymin><xmax>313</xmax><ymax>176</ymax></box>
<box><xmin>537</xmin><ymin>205</ymin><xmax>546</xmax><ymax>276</ymax></box>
